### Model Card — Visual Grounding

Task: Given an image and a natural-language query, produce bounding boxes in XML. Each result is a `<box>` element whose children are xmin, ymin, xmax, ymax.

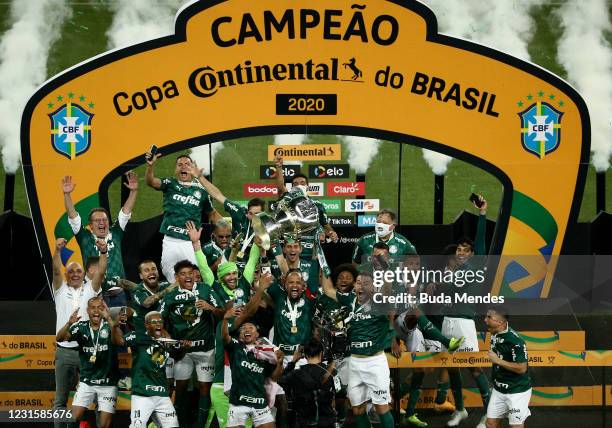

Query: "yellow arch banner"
<box><xmin>21</xmin><ymin>0</ymin><xmax>589</xmax><ymax>297</ymax></box>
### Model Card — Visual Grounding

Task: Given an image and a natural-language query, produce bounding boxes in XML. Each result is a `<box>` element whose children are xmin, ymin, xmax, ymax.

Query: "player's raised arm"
<box><xmin>55</xmin><ymin>308</ymin><xmax>80</xmax><ymax>342</ymax></box>
<box><xmin>91</xmin><ymin>239</ymin><xmax>109</xmax><ymax>293</ymax></box>
<box><xmin>120</xmin><ymin>170</ymin><xmax>139</xmax><ymax>216</ymax></box>
<box><xmin>273</xmin><ymin>155</ymin><xmax>288</xmax><ymax>194</ymax></box>
<box><xmin>221</xmin><ymin>306</ymin><xmax>236</xmax><ymax>345</ymax></box>
<box><xmin>61</xmin><ymin>176</ymin><xmax>78</xmax><ymax>219</ymax></box>
<box><xmin>191</xmin><ymin>166</ymin><xmax>227</xmax><ymax>205</ymax></box>
<box><xmin>144</xmin><ymin>150</ymin><xmax>162</xmax><ymax>189</ymax></box>
<box><xmin>52</xmin><ymin>238</ymin><xmax>67</xmax><ymax>291</ymax></box>
<box><xmin>187</xmin><ymin>220</ymin><xmax>215</xmax><ymax>286</ymax></box>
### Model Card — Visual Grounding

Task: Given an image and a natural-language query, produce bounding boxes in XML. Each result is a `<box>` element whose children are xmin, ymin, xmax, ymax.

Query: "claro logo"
<box><xmin>327</xmin><ymin>182</ymin><xmax>365</xmax><ymax>196</ymax></box>
<box><xmin>243</xmin><ymin>184</ymin><xmax>278</xmax><ymax>197</ymax></box>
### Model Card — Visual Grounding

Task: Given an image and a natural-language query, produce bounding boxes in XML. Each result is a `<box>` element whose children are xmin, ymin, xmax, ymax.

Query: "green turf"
<box><xmin>1</xmin><ymin>1</ymin><xmax>610</xmax><ymax>226</ymax></box>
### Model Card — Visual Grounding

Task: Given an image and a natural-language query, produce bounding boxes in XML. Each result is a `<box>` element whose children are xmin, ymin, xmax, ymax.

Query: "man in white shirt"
<box><xmin>53</xmin><ymin>238</ymin><xmax>107</xmax><ymax>427</ymax></box>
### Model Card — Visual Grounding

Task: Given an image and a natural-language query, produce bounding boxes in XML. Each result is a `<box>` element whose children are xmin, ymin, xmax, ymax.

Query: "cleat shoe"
<box><xmin>406</xmin><ymin>413</ymin><xmax>428</xmax><ymax>427</ymax></box>
<box><xmin>446</xmin><ymin>409</ymin><xmax>468</xmax><ymax>427</ymax></box>
<box><xmin>448</xmin><ymin>337</ymin><xmax>465</xmax><ymax>353</ymax></box>
<box><xmin>433</xmin><ymin>399</ymin><xmax>456</xmax><ymax>413</ymax></box>
<box><xmin>476</xmin><ymin>414</ymin><xmax>487</xmax><ymax>428</ymax></box>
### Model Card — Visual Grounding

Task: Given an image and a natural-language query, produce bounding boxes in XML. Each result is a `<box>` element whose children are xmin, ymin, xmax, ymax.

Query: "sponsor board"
<box><xmin>267</xmin><ymin>144</ymin><xmax>341</xmax><ymax>161</ymax></box>
<box><xmin>477</xmin><ymin>331</ymin><xmax>585</xmax><ymax>351</ymax></box>
<box><xmin>259</xmin><ymin>164</ymin><xmax>301</xmax><ymax>179</ymax></box>
<box><xmin>319</xmin><ymin>199</ymin><xmax>342</xmax><ymax>213</ymax></box>
<box><xmin>345</xmin><ymin>199</ymin><xmax>380</xmax><ymax>212</ymax></box>
<box><xmin>328</xmin><ymin>216</ymin><xmax>354</xmax><ymax>226</ymax></box>
<box><xmin>308</xmin><ymin>164</ymin><xmax>350</xmax><ymax>178</ymax></box>
<box><xmin>0</xmin><ymin>336</ymin><xmax>56</xmax><ymax>353</ymax></box>
<box><xmin>0</xmin><ymin>353</ymin><xmax>132</xmax><ymax>370</ymax></box>
<box><xmin>285</xmin><ymin>182</ymin><xmax>324</xmax><ymax>197</ymax></box>
<box><xmin>357</xmin><ymin>215</ymin><xmax>377</xmax><ymax>227</ymax></box>
<box><xmin>243</xmin><ymin>183</ymin><xmax>278</xmax><ymax>197</ymax></box>
<box><xmin>327</xmin><ymin>181</ymin><xmax>365</xmax><ymax>196</ymax></box>
<box><xmin>0</xmin><ymin>391</ymin><xmax>133</xmax><ymax>411</ymax></box>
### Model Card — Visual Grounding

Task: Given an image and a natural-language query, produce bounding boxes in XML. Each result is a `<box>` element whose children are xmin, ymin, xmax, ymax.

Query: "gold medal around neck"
<box><xmin>89</xmin><ymin>355</ymin><xmax>96</xmax><ymax>363</ymax></box>
<box><xmin>291</xmin><ymin>326</ymin><xmax>298</xmax><ymax>334</ymax></box>
<box><xmin>237</xmin><ymin>251</ymin><xmax>245</xmax><ymax>259</ymax></box>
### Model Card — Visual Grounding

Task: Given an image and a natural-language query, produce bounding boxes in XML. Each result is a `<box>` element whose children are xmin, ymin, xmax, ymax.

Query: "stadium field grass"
<box><xmin>0</xmin><ymin>1</ymin><xmax>610</xmax><ymax>224</ymax></box>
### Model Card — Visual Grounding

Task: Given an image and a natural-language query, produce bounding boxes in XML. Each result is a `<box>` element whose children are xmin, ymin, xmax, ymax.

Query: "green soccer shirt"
<box><xmin>125</xmin><ymin>331</ymin><xmax>171</xmax><ymax>397</ymax></box>
<box><xmin>225</xmin><ymin>338</ymin><xmax>276</xmax><ymax>408</ymax></box>
<box><xmin>131</xmin><ymin>281</ymin><xmax>170</xmax><ymax>334</ymax></box>
<box><xmin>490</xmin><ymin>326</ymin><xmax>531</xmax><ymax>394</ymax></box>
<box><xmin>160</xmin><ymin>283</ymin><xmax>221</xmax><ymax>352</ymax></box>
<box><xmin>352</xmin><ymin>231</ymin><xmax>417</xmax><ymax>264</ymax></box>
<box><xmin>157</xmin><ymin>177</ymin><xmax>214</xmax><ymax>240</ymax></box>
<box><xmin>74</xmin><ymin>221</ymin><xmax>125</xmax><ymax>291</ymax></box>
<box><xmin>337</xmin><ymin>292</ymin><xmax>390</xmax><ymax>356</ymax></box>
<box><xmin>203</xmin><ymin>241</ymin><xmax>232</xmax><ymax>267</ymax></box>
<box><xmin>69</xmin><ymin>320</ymin><xmax>119</xmax><ymax>386</ymax></box>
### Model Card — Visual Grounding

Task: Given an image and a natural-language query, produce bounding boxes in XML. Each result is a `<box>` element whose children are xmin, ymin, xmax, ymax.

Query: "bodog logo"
<box><xmin>243</xmin><ymin>183</ymin><xmax>278</xmax><ymax>197</ymax></box>
<box><xmin>308</xmin><ymin>164</ymin><xmax>349</xmax><ymax>178</ymax></box>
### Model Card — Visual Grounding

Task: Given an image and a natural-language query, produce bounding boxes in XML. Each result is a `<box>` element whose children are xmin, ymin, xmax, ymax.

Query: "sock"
<box><xmin>474</xmin><ymin>372</ymin><xmax>491</xmax><ymax>407</ymax></box>
<box><xmin>336</xmin><ymin>399</ymin><xmax>347</xmax><ymax>424</ymax></box>
<box><xmin>399</xmin><ymin>379</ymin><xmax>411</xmax><ymax>397</ymax></box>
<box><xmin>198</xmin><ymin>395</ymin><xmax>212</xmax><ymax>427</ymax></box>
<box><xmin>378</xmin><ymin>411</ymin><xmax>395</xmax><ymax>428</ymax></box>
<box><xmin>449</xmin><ymin>370</ymin><xmax>464</xmax><ymax>411</ymax></box>
<box><xmin>174</xmin><ymin>389</ymin><xmax>189</xmax><ymax>427</ymax></box>
<box><xmin>354</xmin><ymin>413</ymin><xmax>372</xmax><ymax>428</ymax></box>
<box><xmin>416</xmin><ymin>315</ymin><xmax>451</xmax><ymax>348</ymax></box>
<box><xmin>435</xmin><ymin>381</ymin><xmax>450</xmax><ymax>404</ymax></box>
<box><xmin>406</xmin><ymin>371</ymin><xmax>425</xmax><ymax>416</ymax></box>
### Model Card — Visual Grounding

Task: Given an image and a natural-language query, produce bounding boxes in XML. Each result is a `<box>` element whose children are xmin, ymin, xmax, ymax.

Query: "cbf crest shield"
<box><xmin>519</xmin><ymin>100</ymin><xmax>563</xmax><ymax>159</ymax></box>
<box><xmin>49</xmin><ymin>100</ymin><xmax>94</xmax><ymax>160</ymax></box>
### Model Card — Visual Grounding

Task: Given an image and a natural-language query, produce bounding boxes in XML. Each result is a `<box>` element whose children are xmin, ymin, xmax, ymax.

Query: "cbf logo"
<box><xmin>48</xmin><ymin>93</ymin><xmax>94</xmax><ymax>160</ymax></box>
<box><xmin>518</xmin><ymin>92</ymin><xmax>564</xmax><ymax>159</ymax></box>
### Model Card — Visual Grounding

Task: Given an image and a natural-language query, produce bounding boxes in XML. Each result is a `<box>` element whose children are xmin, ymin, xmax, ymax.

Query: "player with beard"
<box><xmin>145</xmin><ymin>152</ymin><xmax>222</xmax><ymax>282</ymax></box>
<box><xmin>273</xmin><ymin>155</ymin><xmax>338</xmax><ymax>258</ymax></box>
<box><xmin>320</xmin><ymin>270</ymin><xmax>395</xmax><ymax>428</ymax></box>
<box><xmin>203</xmin><ymin>219</ymin><xmax>233</xmax><ymax>273</ymax></box>
<box><xmin>160</xmin><ymin>260</ymin><xmax>223</xmax><ymax>427</ymax></box>
<box><xmin>56</xmin><ymin>297</ymin><xmax>121</xmax><ymax>428</ymax></box>
<box><xmin>222</xmin><ymin>306</ymin><xmax>285</xmax><ymax>428</ymax></box>
<box><xmin>130</xmin><ymin>261</ymin><xmax>177</xmax><ymax>334</ymax></box>
<box><xmin>271</xmin><ymin>239</ymin><xmax>314</xmax><ymax>284</ymax></box>
<box><xmin>62</xmin><ymin>172</ymin><xmax>138</xmax><ymax>306</ymax></box>
<box><xmin>114</xmin><ymin>311</ymin><xmax>188</xmax><ymax>428</ymax></box>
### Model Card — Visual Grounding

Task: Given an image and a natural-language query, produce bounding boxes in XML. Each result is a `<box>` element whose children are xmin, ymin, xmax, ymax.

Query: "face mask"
<box><xmin>295</xmin><ymin>185</ymin><xmax>308</xmax><ymax>195</ymax></box>
<box><xmin>375</xmin><ymin>222</ymin><xmax>392</xmax><ymax>237</ymax></box>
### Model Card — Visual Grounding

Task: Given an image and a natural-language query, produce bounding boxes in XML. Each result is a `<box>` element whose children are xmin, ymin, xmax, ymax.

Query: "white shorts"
<box><xmin>174</xmin><ymin>350</ymin><xmax>215</xmax><ymax>382</ymax></box>
<box><xmin>130</xmin><ymin>395</ymin><xmax>178</xmax><ymax>428</ymax></box>
<box><xmin>165</xmin><ymin>357</ymin><xmax>175</xmax><ymax>379</ymax></box>
<box><xmin>337</xmin><ymin>357</ymin><xmax>349</xmax><ymax>386</ymax></box>
<box><xmin>487</xmin><ymin>388</ymin><xmax>531</xmax><ymax>425</ymax></box>
<box><xmin>441</xmin><ymin>317</ymin><xmax>479</xmax><ymax>352</ymax></box>
<box><xmin>228</xmin><ymin>404</ymin><xmax>274</xmax><ymax>427</ymax></box>
<box><xmin>161</xmin><ymin>235</ymin><xmax>197</xmax><ymax>283</ymax></box>
<box><xmin>72</xmin><ymin>382</ymin><xmax>117</xmax><ymax>414</ymax></box>
<box><xmin>347</xmin><ymin>353</ymin><xmax>391</xmax><ymax>406</ymax></box>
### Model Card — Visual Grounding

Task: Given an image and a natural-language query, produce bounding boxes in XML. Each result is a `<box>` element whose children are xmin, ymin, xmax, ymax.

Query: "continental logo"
<box><xmin>267</xmin><ymin>144</ymin><xmax>341</xmax><ymax>161</ymax></box>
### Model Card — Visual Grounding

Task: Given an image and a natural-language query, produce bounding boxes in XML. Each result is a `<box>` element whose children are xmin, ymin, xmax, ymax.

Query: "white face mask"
<box><xmin>295</xmin><ymin>185</ymin><xmax>308</xmax><ymax>195</ymax></box>
<box><xmin>375</xmin><ymin>222</ymin><xmax>393</xmax><ymax>237</ymax></box>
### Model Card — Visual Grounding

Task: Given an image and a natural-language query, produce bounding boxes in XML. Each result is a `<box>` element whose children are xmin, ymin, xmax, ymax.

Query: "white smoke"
<box><xmin>190</xmin><ymin>142</ymin><xmax>224</xmax><ymax>176</ymax></box>
<box><xmin>557</xmin><ymin>0</ymin><xmax>612</xmax><ymax>172</ymax></box>
<box><xmin>420</xmin><ymin>0</ymin><xmax>538</xmax><ymax>175</ymax></box>
<box><xmin>274</xmin><ymin>134</ymin><xmax>306</xmax><ymax>166</ymax></box>
<box><xmin>0</xmin><ymin>0</ymin><xmax>71</xmax><ymax>173</ymax></box>
<box><xmin>342</xmin><ymin>136</ymin><xmax>380</xmax><ymax>175</ymax></box>
<box><xmin>106</xmin><ymin>0</ymin><xmax>185</xmax><ymax>49</ymax></box>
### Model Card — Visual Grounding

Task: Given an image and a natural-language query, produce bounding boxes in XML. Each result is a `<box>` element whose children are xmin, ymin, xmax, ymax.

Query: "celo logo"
<box><xmin>243</xmin><ymin>183</ymin><xmax>278</xmax><ymax>197</ymax></box>
<box><xmin>49</xmin><ymin>92</ymin><xmax>95</xmax><ymax>160</ymax></box>
<box><xmin>327</xmin><ymin>181</ymin><xmax>365</xmax><ymax>196</ymax></box>
<box><xmin>319</xmin><ymin>199</ymin><xmax>342</xmax><ymax>213</ymax></box>
<box><xmin>308</xmin><ymin>164</ymin><xmax>349</xmax><ymax>178</ymax></box>
<box><xmin>357</xmin><ymin>215</ymin><xmax>377</xmax><ymax>227</ymax></box>
<box><xmin>345</xmin><ymin>199</ymin><xmax>379</xmax><ymax>212</ymax></box>
<box><xmin>259</xmin><ymin>164</ymin><xmax>301</xmax><ymax>179</ymax></box>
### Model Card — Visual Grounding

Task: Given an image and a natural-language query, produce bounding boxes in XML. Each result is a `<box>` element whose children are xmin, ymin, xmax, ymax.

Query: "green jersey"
<box><xmin>125</xmin><ymin>331</ymin><xmax>171</xmax><ymax>397</ymax></box>
<box><xmin>203</xmin><ymin>241</ymin><xmax>232</xmax><ymax>267</ymax></box>
<box><xmin>337</xmin><ymin>292</ymin><xmax>390</xmax><ymax>356</ymax></box>
<box><xmin>74</xmin><ymin>221</ymin><xmax>125</xmax><ymax>291</ymax></box>
<box><xmin>213</xmin><ymin>277</ymin><xmax>252</xmax><ymax>307</ymax></box>
<box><xmin>352</xmin><ymin>231</ymin><xmax>417</xmax><ymax>264</ymax></box>
<box><xmin>160</xmin><ymin>283</ymin><xmax>221</xmax><ymax>352</ymax></box>
<box><xmin>69</xmin><ymin>320</ymin><xmax>119</xmax><ymax>386</ymax></box>
<box><xmin>490</xmin><ymin>326</ymin><xmax>531</xmax><ymax>394</ymax></box>
<box><xmin>271</xmin><ymin>258</ymin><xmax>315</xmax><ymax>284</ymax></box>
<box><xmin>131</xmin><ymin>282</ymin><xmax>171</xmax><ymax>334</ymax></box>
<box><xmin>225</xmin><ymin>338</ymin><xmax>276</xmax><ymax>408</ymax></box>
<box><xmin>158</xmin><ymin>177</ymin><xmax>214</xmax><ymax>240</ymax></box>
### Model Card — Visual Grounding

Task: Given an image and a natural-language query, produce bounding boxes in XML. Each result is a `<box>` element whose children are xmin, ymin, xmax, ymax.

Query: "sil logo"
<box><xmin>518</xmin><ymin>91</ymin><xmax>564</xmax><ymax>159</ymax></box>
<box><xmin>49</xmin><ymin>92</ymin><xmax>95</xmax><ymax>160</ymax></box>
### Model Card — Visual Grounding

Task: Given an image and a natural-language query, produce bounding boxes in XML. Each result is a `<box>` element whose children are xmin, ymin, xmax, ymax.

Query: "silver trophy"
<box><xmin>252</xmin><ymin>188</ymin><xmax>319</xmax><ymax>250</ymax></box>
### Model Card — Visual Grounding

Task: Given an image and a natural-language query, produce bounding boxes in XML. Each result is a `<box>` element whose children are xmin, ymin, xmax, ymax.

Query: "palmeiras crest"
<box><xmin>49</xmin><ymin>102</ymin><xmax>94</xmax><ymax>160</ymax></box>
<box><xmin>519</xmin><ymin>101</ymin><xmax>563</xmax><ymax>159</ymax></box>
